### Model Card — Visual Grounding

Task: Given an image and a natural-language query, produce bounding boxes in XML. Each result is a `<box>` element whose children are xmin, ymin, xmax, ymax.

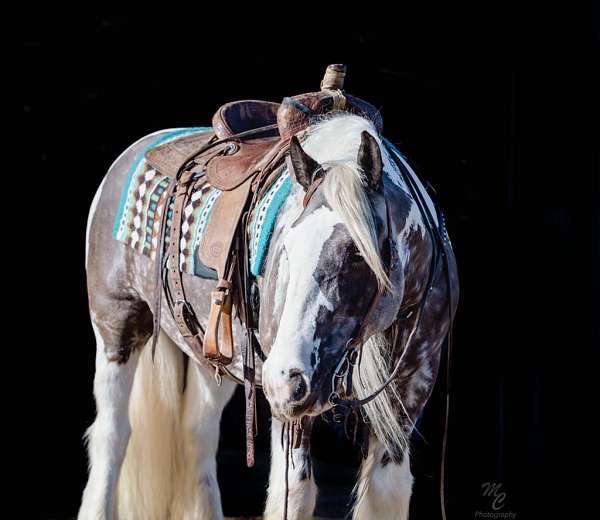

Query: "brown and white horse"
<box><xmin>80</xmin><ymin>113</ymin><xmax>458</xmax><ymax>520</ymax></box>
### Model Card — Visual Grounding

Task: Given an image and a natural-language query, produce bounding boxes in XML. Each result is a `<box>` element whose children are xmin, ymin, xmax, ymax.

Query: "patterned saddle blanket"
<box><xmin>113</xmin><ymin>128</ymin><xmax>292</xmax><ymax>279</ymax></box>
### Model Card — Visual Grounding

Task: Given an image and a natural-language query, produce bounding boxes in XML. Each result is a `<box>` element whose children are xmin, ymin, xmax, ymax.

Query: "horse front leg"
<box><xmin>353</xmin><ymin>437</ymin><xmax>413</xmax><ymax>520</ymax></box>
<box><xmin>264</xmin><ymin>418</ymin><xmax>316</xmax><ymax>520</ymax></box>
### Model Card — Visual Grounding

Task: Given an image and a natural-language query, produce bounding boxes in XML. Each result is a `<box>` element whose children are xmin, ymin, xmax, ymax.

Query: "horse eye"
<box><xmin>348</xmin><ymin>248</ymin><xmax>363</xmax><ymax>264</ymax></box>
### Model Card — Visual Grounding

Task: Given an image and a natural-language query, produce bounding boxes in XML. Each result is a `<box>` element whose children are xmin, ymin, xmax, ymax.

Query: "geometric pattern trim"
<box><xmin>248</xmin><ymin>169</ymin><xmax>292</xmax><ymax>276</ymax></box>
<box><xmin>113</xmin><ymin>128</ymin><xmax>222</xmax><ymax>277</ymax></box>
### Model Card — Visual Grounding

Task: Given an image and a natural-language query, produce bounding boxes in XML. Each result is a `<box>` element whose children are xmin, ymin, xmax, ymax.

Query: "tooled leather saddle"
<box><xmin>149</xmin><ymin>64</ymin><xmax>383</xmax><ymax>466</ymax></box>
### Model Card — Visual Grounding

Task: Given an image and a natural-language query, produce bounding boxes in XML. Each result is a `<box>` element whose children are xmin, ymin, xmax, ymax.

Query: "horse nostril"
<box><xmin>288</xmin><ymin>369</ymin><xmax>308</xmax><ymax>402</ymax></box>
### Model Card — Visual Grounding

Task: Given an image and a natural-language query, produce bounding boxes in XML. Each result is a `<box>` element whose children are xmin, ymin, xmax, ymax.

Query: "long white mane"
<box><xmin>302</xmin><ymin>115</ymin><xmax>391</xmax><ymax>290</ymax></box>
<box><xmin>302</xmin><ymin>114</ymin><xmax>410</xmax><ymax>463</ymax></box>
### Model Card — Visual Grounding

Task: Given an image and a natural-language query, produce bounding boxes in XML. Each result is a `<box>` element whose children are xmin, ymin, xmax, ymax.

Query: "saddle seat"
<box><xmin>145</xmin><ymin>100</ymin><xmax>282</xmax><ymax>190</ymax></box>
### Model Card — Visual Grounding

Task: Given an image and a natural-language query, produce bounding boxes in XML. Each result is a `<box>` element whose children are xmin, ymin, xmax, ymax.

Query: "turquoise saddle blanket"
<box><xmin>113</xmin><ymin>128</ymin><xmax>292</xmax><ymax>279</ymax></box>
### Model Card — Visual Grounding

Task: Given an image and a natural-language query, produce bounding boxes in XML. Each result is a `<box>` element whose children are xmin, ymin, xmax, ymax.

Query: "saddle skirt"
<box><xmin>113</xmin><ymin>127</ymin><xmax>290</xmax><ymax>278</ymax></box>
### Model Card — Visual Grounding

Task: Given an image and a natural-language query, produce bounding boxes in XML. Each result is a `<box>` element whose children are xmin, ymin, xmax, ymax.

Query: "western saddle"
<box><xmin>148</xmin><ymin>64</ymin><xmax>383</xmax><ymax>466</ymax></box>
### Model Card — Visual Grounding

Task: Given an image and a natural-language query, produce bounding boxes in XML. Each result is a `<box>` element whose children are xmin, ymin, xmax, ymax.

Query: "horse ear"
<box><xmin>357</xmin><ymin>131</ymin><xmax>383</xmax><ymax>191</ymax></box>
<box><xmin>289</xmin><ymin>136</ymin><xmax>320</xmax><ymax>191</ymax></box>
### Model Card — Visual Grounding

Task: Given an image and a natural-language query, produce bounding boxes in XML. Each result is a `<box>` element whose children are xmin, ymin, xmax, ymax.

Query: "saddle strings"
<box><xmin>283</xmin><ymin>423</ymin><xmax>290</xmax><ymax>520</ymax></box>
<box><xmin>279</xmin><ymin>420</ymin><xmax>303</xmax><ymax>520</ymax></box>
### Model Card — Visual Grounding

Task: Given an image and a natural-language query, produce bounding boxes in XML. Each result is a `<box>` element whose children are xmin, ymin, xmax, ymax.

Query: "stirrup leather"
<box><xmin>203</xmin><ymin>278</ymin><xmax>234</xmax><ymax>365</ymax></box>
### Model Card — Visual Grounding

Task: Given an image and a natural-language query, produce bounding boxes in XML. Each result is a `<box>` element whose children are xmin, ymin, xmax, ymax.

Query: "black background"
<box><xmin>23</xmin><ymin>9</ymin><xmax>598</xmax><ymax>520</ymax></box>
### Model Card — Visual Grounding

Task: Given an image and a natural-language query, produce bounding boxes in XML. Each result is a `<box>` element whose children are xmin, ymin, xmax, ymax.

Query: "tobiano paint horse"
<box><xmin>79</xmin><ymin>113</ymin><xmax>458</xmax><ymax>520</ymax></box>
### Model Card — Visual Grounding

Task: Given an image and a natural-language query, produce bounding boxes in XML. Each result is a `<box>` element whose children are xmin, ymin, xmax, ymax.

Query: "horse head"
<box><xmin>258</xmin><ymin>115</ymin><xmax>409</xmax><ymax>421</ymax></box>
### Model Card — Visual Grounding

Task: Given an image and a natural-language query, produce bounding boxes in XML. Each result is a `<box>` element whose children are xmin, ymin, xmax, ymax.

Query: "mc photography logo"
<box><xmin>474</xmin><ymin>482</ymin><xmax>517</xmax><ymax>519</ymax></box>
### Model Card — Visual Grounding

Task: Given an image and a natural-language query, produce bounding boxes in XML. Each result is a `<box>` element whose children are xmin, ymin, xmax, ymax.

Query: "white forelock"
<box><xmin>302</xmin><ymin>114</ymin><xmax>391</xmax><ymax>290</ymax></box>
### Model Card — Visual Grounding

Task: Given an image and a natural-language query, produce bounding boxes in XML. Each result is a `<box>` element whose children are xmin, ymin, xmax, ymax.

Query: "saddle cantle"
<box><xmin>212</xmin><ymin>100</ymin><xmax>280</xmax><ymax>139</ymax></box>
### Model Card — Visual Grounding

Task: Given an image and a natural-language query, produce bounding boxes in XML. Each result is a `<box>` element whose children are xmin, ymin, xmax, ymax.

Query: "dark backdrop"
<box><xmin>23</xmin><ymin>11</ymin><xmax>598</xmax><ymax>520</ymax></box>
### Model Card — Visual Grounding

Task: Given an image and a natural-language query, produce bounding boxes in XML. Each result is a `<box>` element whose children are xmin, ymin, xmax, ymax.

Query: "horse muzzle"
<box><xmin>262</xmin><ymin>366</ymin><xmax>315</xmax><ymax>420</ymax></box>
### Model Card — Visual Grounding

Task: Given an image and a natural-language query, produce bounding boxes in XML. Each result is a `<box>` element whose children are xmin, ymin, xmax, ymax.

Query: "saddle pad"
<box><xmin>113</xmin><ymin>127</ymin><xmax>293</xmax><ymax>279</ymax></box>
<box><xmin>113</xmin><ymin>128</ymin><xmax>220</xmax><ymax>279</ymax></box>
<box><xmin>248</xmin><ymin>169</ymin><xmax>292</xmax><ymax>276</ymax></box>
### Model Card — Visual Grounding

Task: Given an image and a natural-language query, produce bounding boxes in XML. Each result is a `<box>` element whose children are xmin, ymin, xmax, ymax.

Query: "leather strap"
<box><xmin>251</xmin><ymin>138</ymin><xmax>293</xmax><ymax>195</ymax></box>
<box><xmin>302</xmin><ymin>176</ymin><xmax>324</xmax><ymax>207</ymax></box>
<box><xmin>168</xmin><ymin>170</ymin><xmax>205</xmax><ymax>363</ymax></box>
<box><xmin>151</xmin><ymin>177</ymin><xmax>176</xmax><ymax>360</ymax></box>
<box><xmin>203</xmin><ymin>278</ymin><xmax>234</xmax><ymax>365</ymax></box>
<box><xmin>239</xmin><ymin>212</ymin><xmax>257</xmax><ymax>467</ymax></box>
